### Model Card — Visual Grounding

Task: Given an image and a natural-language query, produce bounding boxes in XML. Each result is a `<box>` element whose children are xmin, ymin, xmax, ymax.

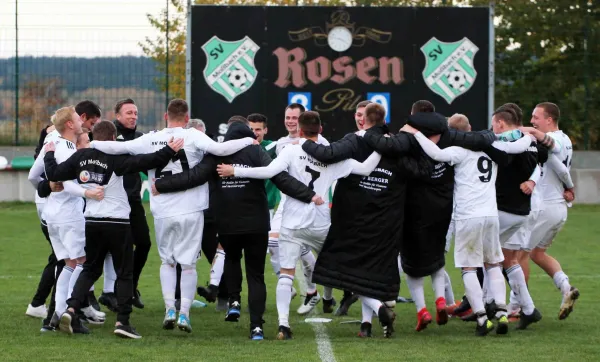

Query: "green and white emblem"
<box><xmin>421</xmin><ymin>37</ymin><xmax>479</xmax><ymax>104</ymax></box>
<box><xmin>202</xmin><ymin>36</ymin><xmax>260</xmax><ymax>103</ymax></box>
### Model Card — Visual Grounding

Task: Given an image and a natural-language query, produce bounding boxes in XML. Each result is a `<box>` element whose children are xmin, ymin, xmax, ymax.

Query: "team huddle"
<box><xmin>24</xmin><ymin>97</ymin><xmax>579</xmax><ymax>340</ymax></box>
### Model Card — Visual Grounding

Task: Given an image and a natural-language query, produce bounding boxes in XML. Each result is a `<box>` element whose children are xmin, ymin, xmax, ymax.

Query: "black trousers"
<box><xmin>175</xmin><ymin>220</ymin><xmax>228</xmax><ymax>300</ymax></box>
<box><xmin>68</xmin><ymin>220</ymin><xmax>134</xmax><ymax>324</ymax></box>
<box><xmin>219</xmin><ymin>232</ymin><xmax>268</xmax><ymax>328</ymax></box>
<box><xmin>129</xmin><ymin>201</ymin><xmax>151</xmax><ymax>291</ymax></box>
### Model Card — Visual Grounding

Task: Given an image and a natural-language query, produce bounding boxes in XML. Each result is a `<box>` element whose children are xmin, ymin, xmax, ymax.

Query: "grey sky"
<box><xmin>1</xmin><ymin>0</ymin><xmax>170</xmax><ymax>58</ymax></box>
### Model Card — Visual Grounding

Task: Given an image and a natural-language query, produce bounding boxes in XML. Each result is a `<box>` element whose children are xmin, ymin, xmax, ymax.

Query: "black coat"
<box><xmin>363</xmin><ymin>127</ymin><xmax>495</xmax><ymax>277</ymax></box>
<box><xmin>114</xmin><ymin>120</ymin><xmax>145</xmax><ymax>203</ymax></box>
<box><xmin>303</xmin><ymin>125</ymin><xmax>433</xmax><ymax>300</ymax></box>
<box><xmin>154</xmin><ymin>122</ymin><xmax>316</xmax><ymax>235</ymax></box>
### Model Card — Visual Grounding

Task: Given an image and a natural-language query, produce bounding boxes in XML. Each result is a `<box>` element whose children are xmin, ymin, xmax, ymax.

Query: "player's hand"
<box><xmin>312</xmin><ymin>195</ymin><xmax>325</xmax><ymax>205</ymax></box>
<box><xmin>151</xmin><ymin>183</ymin><xmax>160</xmax><ymax>196</ymax></box>
<box><xmin>44</xmin><ymin>142</ymin><xmax>56</xmax><ymax>153</ymax></box>
<box><xmin>400</xmin><ymin>124</ymin><xmax>418</xmax><ymax>134</ymax></box>
<box><xmin>520</xmin><ymin>180</ymin><xmax>535</xmax><ymax>195</ymax></box>
<box><xmin>167</xmin><ymin>137</ymin><xmax>184</xmax><ymax>152</ymax></box>
<box><xmin>252</xmin><ymin>139</ymin><xmax>260</xmax><ymax>145</ymax></box>
<box><xmin>49</xmin><ymin>181</ymin><xmax>63</xmax><ymax>192</ymax></box>
<box><xmin>217</xmin><ymin>164</ymin><xmax>234</xmax><ymax>177</ymax></box>
<box><xmin>564</xmin><ymin>188</ymin><xmax>575</xmax><ymax>202</ymax></box>
<box><xmin>84</xmin><ymin>186</ymin><xmax>104</xmax><ymax>201</ymax></box>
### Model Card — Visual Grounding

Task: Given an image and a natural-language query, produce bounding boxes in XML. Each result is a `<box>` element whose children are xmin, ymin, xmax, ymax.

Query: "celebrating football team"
<box><xmin>25</xmin><ymin>96</ymin><xmax>579</xmax><ymax>340</ymax></box>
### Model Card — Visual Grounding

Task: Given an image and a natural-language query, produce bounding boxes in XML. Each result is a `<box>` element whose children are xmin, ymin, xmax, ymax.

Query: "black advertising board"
<box><xmin>189</xmin><ymin>6</ymin><xmax>490</xmax><ymax>141</ymax></box>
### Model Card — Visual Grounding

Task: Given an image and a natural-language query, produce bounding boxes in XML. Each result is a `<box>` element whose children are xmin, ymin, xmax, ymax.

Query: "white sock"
<box><xmin>397</xmin><ymin>254</ymin><xmax>403</xmax><ymax>274</ymax></box>
<box><xmin>506</xmin><ymin>264</ymin><xmax>535</xmax><ymax>315</ymax></box>
<box><xmin>509</xmin><ymin>290</ymin><xmax>519</xmax><ymax>309</ymax></box>
<box><xmin>180</xmin><ymin>267</ymin><xmax>198</xmax><ymax>316</ymax></box>
<box><xmin>431</xmin><ymin>268</ymin><xmax>446</xmax><ymax>301</ymax></box>
<box><xmin>160</xmin><ymin>264</ymin><xmax>177</xmax><ymax>310</ymax></box>
<box><xmin>301</xmin><ymin>248</ymin><xmax>317</xmax><ymax>294</ymax></box>
<box><xmin>361</xmin><ymin>301</ymin><xmax>373</xmax><ymax>324</ymax></box>
<box><xmin>443</xmin><ymin>269</ymin><xmax>455</xmax><ymax>303</ymax></box>
<box><xmin>323</xmin><ymin>286</ymin><xmax>333</xmax><ymax>300</ymax></box>
<box><xmin>482</xmin><ymin>267</ymin><xmax>493</xmax><ymax>304</ymax></box>
<box><xmin>405</xmin><ymin>274</ymin><xmax>426</xmax><ymax>312</ymax></box>
<box><xmin>276</xmin><ymin>274</ymin><xmax>294</xmax><ymax>328</ymax></box>
<box><xmin>103</xmin><ymin>253</ymin><xmax>116</xmax><ymax>293</ymax></box>
<box><xmin>358</xmin><ymin>296</ymin><xmax>382</xmax><ymax>315</ymax></box>
<box><xmin>268</xmin><ymin>239</ymin><xmax>280</xmax><ymax>277</ymax></box>
<box><xmin>55</xmin><ymin>265</ymin><xmax>73</xmax><ymax>316</ymax></box>
<box><xmin>486</xmin><ymin>265</ymin><xmax>507</xmax><ymax>317</ymax></box>
<box><xmin>553</xmin><ymin>271</ymin><xmax>571</xmax><ymax>295</ymax></box>
<box><xmin>89</xmin><ymin>284</ymin><xmax>94</xmax><ymax>292</ymax></box>
<box><xmin>462</xmin><ymin>270</ymin><xmax>485</xmax><ymax>318</ymax></box>
<box><xmin>210</xmin><ymin>250</ymin><xmax>225</xmax><ymax>286</ymax></box>
<box><xmin>68</xmin><ymin>264</ymin><xmax>83</xmax><ymax>298</ymax></box>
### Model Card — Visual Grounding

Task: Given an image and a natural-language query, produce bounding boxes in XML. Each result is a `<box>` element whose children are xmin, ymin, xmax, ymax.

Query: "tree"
<box><xmin>19</xmin><ymin>77</ymin><xmax>66</xmax><ymax>132</ymax></box>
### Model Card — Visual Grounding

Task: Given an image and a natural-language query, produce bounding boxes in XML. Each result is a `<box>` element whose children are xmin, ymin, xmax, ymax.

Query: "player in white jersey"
<box><xmin>404</xmin><ymin>123</ymin><xmax>535</xmax><ymax>336</ymax></box>
<box><xmin>28</xmin><ymin>106</ymin><xmax>106</xmax><ymax>329</ymax></box>
<box><xmin>90</xmin><ymin>99</ymin><xmax>254</xmax><ymax>333</ymax></box>
<box><xmin>217</xmin><ymin>111</ymin><xmax>382</xmax><ymax>340</ymax></box>
<box><xmin>269</xmin><ymin>103</ymin><xmax>330</xmax><ymax>314</ymax></box>
<box><xmin>520</xmin><ymin>102</ymin><xmax>579</xmax><ymax>320</ymax></box>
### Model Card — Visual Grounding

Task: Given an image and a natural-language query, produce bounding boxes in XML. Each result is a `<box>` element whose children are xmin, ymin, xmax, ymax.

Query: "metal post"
<box><xmin>165</xmin><ymin>0</ymin><xmax>170</xmax><ymax>120</ymax></box>
<box><xmin>185</xmin><ymin>0</ymin><xmax>192</xmax><ymax>116</ymax></box>
<box><xmin>583</xmin><ymin>8</ymin><xmax>590</xmax><ymax>150</ymax></box>
<box><xmin>487</xmin><ymin>0</ymin><xmax>495</xmax><ymax>129</ymax></box>
<box><xmin>15</xmin><ymin>0</ymin><xmax>19</xmax><ymax>146</ymax></box>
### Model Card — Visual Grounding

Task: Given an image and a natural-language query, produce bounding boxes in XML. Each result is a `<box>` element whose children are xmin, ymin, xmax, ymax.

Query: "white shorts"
<box><xmin>36</xmin><ymin>203</ymin><xmax>45</xmax><ymax>222</ymax></box>
<box><xmin>454</xmin><ymin>217</ymin><xmax>504</xmax><ymax>268</ymax></box>
<box><xmin>48</xmin><ymin>220</ymin><xmax>86</xmax><ymax>261</ymax></box>
<box><xmin>528</xmin><ymin>203</ymin><xmax>567</xmax><ymax>250</ymax></box>
<box><xmin>279</xmin><ymin>225</ymin><xmax>329</xmax><ymax>269</ymax></box>
<box><xmin>498</xmin><ymin>210</ymin><xmax>528</xmax><ymax>249</ymax></box>
<box><xmin>445</xmin><ymin>218</ymin><xmax>455</xmax><ymax>253</ymax></box>
<box><xmin>155</xmin><ymin>211</ymin><xmax>204</xmax><ymax>266</ymax></box>
<box><xmin>508</xmin><ymin>210</ymin><xmax>540</xmax><ymax>252</ymax></box>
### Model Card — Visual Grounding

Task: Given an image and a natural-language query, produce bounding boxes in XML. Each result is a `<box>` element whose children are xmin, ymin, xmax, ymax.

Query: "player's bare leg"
<box><xmin>530</xmin><ymin>246</ymin><xmax>579</xmax><ymax>320</ymax></box>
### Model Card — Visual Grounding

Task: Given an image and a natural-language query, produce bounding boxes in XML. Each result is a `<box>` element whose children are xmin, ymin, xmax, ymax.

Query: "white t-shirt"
<box><xmin>414</xmin><ymin>132</ymin><xmax>534</xmax><ymax>220</ymax></box>
<box><xmin>91</xmin><ymin>127</ymin><xmax>253</xmax><ymax>219</ymax></box>
<box><xmin>275</xmin><ymin>134</ymin><xmax>330</xmax><ymax>211</ymax></box>
<box><xmin>234</xmin><ymin>138</ymin><xmax>381</xmax><ymax>229</ymax></box>
<box><xmin>540</xmin><ymin>130</ymin><xmax>573</xmax><ymax>204</ymax></box>
<box><xmin>40</xmin><ymin>137</ymin><xmax>85</xmax><ymax>223</ymax></box>
<box><xmin>276</xmin><ymin>134</ymin><xmax>329</xmax><ymax>156</ymax></box>
<box><xmin>34</xmin><ymin>130</ymin><xmax>60</xmax><ymax>205</ymax></box>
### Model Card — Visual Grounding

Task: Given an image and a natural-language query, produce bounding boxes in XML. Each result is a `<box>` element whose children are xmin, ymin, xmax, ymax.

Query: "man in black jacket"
<box><xmin>43</xmin><ymin>120</ymin><xmax>183</xmax><ymax>339</ymax></box>
<box><xmin>100</xmin><ymin>98</ymin><xmax>150</xmax><ymax>311</ymax></box>
<box><xmin>153</xmin><ymin>120</ymin><xmax>319</xmax><ymax>340</ymax></box>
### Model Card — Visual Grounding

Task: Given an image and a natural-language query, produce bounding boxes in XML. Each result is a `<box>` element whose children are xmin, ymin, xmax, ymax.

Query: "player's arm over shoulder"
<box><xmin>44</xmin><ymin>148</ymin><xmax>88</xmax><ymax>181</ymax></box>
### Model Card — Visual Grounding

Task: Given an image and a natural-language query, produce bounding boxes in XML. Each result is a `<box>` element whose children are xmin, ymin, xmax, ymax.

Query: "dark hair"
<box><xmin>499</xmin><ymin>103</ymin><xmax>523</xmax><ymax>125</ymax></box>
<box><xmin>75</xmin><ymin>100</ymin><xmax>101</xmax><ymax>119</ymax></box>
<box><xmin>298</xmin><ymin>111</ymin><xmax>321</xmax><ymax>137</ymax></box>
<box><xmin>114</xmin><ymin>98</ymin><xmax>135</xmax><ymax>114</ymax></box>
<box><xmin>536</xmin><ymin>102</ymin><xmax>560</xmax><ymax>124</ymax></box>
<box><xmin>247</xmin><ymin>113</ymin><xmax>267</xmax><ymax>127</ymax></box>
<box><xmin>227</xmin><ymin>115</ymin><xmax>248</xmax><ymax>125</ymax></box>
<box><xmin>92</xmin><ymin>120</ymin><xmax>117</xmax><ymax>141</ymax></box>
<box><xmin>356</xmin><ymin>100</ymin><xmax>372</xmax><ymax>109</ymax></box>
<box><xmin>167</xmin><ymin>98</ymin><xmax>189</xmax><ymax>120</ymax></box>
<box><xmin>365</xmin><ymin>103</ymin><xmax>386</xmax><ymax>125</ymax></box>
<box><xmin>411</xmin><ymin>100</ymin><xmax>435</xmax><ymax>114</ymax></box>
<box><xmin>286</xmin><ymin>102</ymin><xmax>306</xmax><ymax>113</ymax></box>
<box><xmin>493</xmin><ymin>106</ymin><xmax>519</xmax><ymax>126</ymax></box>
